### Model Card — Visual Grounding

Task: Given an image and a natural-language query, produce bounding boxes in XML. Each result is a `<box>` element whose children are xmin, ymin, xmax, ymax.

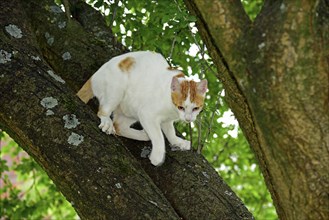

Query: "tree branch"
<box><xmin>185</xmin><ymin>0</ymin><xmax>329</xmax><ymax>219</ymax></box>
<box><xmin>0</xmin><ymin>2</ymin><xmax>179</xmax><ymax>219</ymax></box>
<box><xmin>184</xmin><ymin>0</ymin><xmax>250</xmax><ymax>66</ymax></box>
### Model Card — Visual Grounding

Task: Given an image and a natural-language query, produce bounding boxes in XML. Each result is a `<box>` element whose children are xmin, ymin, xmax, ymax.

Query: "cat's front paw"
<box><xmin>172</xmin><ymin>139</ymin><xmax>191</xmax><ymax>151</ymax></box>
<box><xmin>99</xmin><ymin>117</ymin><xmax>114</xmax><ymax>135</ymax></box>
<box><xmin>149</xmin><ymin>151</ymin><xmax>165</xmax><ymax>166</ymax></box>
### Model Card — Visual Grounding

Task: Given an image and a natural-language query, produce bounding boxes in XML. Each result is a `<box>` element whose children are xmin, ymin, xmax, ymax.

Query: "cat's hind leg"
<box><xmin>92</xmin><ymin>65</ymin><xmax>128</xmax><ymax>135</ymax></box>
<box><xmin>97</xmin><ymin>89</ymin><xmax>125</xmax><ymax>135</ymax></box>
<box><xmin>113</xmin><ymin>111</ymin><xmax>150</xmax><ymax>141</ymax></box>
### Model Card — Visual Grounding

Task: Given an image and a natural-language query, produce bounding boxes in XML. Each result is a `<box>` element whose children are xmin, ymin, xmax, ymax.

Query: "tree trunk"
<box><xmin>184</xmin><ymin>0</ymin><xmax>329</xmax><ymax>219</ymax></box>
<box><xmin>0</xmin><ymin>0</ymin><xmax>253</xmax><ymax>219</ymax></box>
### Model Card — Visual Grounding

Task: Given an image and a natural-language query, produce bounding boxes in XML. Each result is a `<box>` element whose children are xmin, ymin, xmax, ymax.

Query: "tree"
<box><xmin>2</xmin><ymin>0</ymin><xmax>327</xmax><ymax>219</ymax></box>
<box><xmin>0</xmin><ymin>0</ymin><xmax>254</xmax><ymax>219</ymax></box>
<box><xmin>184</xmin><ymin>0</ymin><xmax>329</xmax><ymax>219</ymax></box>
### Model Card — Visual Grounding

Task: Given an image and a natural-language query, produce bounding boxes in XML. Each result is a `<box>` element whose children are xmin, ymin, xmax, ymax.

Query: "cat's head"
<box><xmin>171</xmin><ymin>77</ymin><xmax>208</xmax><ymax>122</ymax></box>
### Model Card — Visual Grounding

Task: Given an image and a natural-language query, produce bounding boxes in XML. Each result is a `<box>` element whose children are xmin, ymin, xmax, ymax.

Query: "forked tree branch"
<box><xmin>185</xmin><ymin>0</ymin><xmax>329</xmax><ymax>219</ymax></box>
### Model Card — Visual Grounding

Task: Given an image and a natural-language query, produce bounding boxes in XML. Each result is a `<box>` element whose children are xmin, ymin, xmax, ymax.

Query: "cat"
<box><xmin>77</xmin><ymin>51</ymin><xmax>207</xmax><ymax>166</ymax></box>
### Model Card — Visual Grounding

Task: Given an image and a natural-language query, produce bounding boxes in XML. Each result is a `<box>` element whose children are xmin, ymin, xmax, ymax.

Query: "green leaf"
<box><xmin>94</xmin><ymin>0</ymin><xmax>104</xmax><ymax>8</ymax></box>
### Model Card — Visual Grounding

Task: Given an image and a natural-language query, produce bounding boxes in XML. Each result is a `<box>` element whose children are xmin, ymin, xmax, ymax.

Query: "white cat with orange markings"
<box><xmin>77</xmin><ymin>51</ymin><xmax>207</xmax><ymax>166</ymax></box>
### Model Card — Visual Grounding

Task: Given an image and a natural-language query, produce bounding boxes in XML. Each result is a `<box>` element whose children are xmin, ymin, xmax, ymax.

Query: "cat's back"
<box><xmin>92</xmin><ymin>51</ymin><xmax>170</xmax><ymax>88</ymax></box>
<box><xmin>116</xmin><ymin>51</ymin><xmax>169</xmax><ymax>76</ymax></box>
<box><xmin>113</xmin><ymin>51</ymin><xmax>174</xmax><ymax>88</ymax></box>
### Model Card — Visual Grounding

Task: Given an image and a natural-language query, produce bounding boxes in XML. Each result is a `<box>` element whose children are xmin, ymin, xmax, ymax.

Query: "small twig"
<box><xmin>0</xmin><ymin>130</ymin><xmax>3</xmax><ymax>147</ymax></box>
<box><xmin>189</xmin><ymin>122</ymin><xmax>193</xmax><ymax>150</ymax></box>
<box><xmin>198</xmin><ymin>43</ymin><xmax>206</xmax><ymax>79</ymax></box>
<box><xmin>62</xmin><ymin>0</ymin><xmax>72</xmax><ymax>20</ymax></box>
<box><xmin>197</xmin><ymin>116</ymin><xmax>202</xmax><ymax>154</ymax></box>
<box><xmin>168</xmin><ymin>34</ymin><xmax>177</xmax><ymax>65</ymax></box>
<box><xmin>197</xmin><ymin>44</ymin><xmax>206</xmax><ymax>154</ymax></box>
<box><xmin>200</xmin><ymin>92</ymin><xmax>222</xmax><ymax>150</ymax></box>
<box><xmin>109</xmin><ymin>0</ymin><xmax>120</xmax><ymax>30</ymax></box>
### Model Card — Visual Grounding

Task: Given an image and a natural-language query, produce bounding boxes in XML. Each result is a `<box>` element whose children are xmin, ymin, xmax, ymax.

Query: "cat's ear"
<box><xmin>197</xmin><ymin>79</ymin><xmax>208</xmax><ymax>94</ymax></box>
<box><xmin>171</xmin><ymin>77</ymin><xmax>180</xmax><ymax>92</ymax></box>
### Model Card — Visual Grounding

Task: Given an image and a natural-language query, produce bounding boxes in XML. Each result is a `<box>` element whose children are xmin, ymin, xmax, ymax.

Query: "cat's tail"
<box><xmin>77</xmin><ymin>78</ymin><xmax>94</xmax><ymax>103</ymax></box>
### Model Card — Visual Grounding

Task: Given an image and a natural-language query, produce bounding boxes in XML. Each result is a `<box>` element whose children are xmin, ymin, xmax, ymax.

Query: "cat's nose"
<box><xmin>185</xmin><ymin>115</ymin><xmax>192</xmax><ymax>122</ymax></box>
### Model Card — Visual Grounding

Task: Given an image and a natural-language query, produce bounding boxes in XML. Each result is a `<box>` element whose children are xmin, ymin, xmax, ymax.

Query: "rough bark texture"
<box><xmin>0</xmin><ymin>0</ymin><xmax>253</xmax><ymax>219</ymax></box>
<box><xmin>184</xmin><ymin>0</ymin><xmax>329</xmax><ymax>219</ymax></box>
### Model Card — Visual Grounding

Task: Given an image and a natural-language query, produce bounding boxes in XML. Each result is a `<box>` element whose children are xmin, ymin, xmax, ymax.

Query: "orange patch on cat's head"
<box><xmin>171</xmin><ymin>77</ymin><xmax>186</xmax><ymax>107</ymax></box>
<box><xmin>188</xmin><ymin>80</ymin><xmax>206</xmax><ymax>107</ymax></box>
<box><xmin>171</xmin><ymin>77</ymin><xmax>207</xmax><ymax>107</ymax></box>
<box><xmin>118</xmin><ymin>57</ymin><xmax>135</xmax><ymax>72</ymax></box>
<box><xmin>171</xmin><ymin>92</ymin><xmax>183</xmax><ymax>107</ymax></box>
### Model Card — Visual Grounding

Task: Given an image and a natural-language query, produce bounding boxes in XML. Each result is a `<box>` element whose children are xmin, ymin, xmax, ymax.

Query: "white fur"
<box><xmin>90</xmin><ymin>51</ymin><xmax>204</xmax><ymax>166</ymax></box>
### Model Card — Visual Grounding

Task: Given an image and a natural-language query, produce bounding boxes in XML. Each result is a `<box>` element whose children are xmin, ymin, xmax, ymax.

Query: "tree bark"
<box><xmin>0</xmin><ymin>0</ymin><xmax>253</xmax><ymax>219</ymax></box>
<box><xmin>184</xmin><ymin>0</ymin><xmax>329</xmax><ymax>219</ymax></box>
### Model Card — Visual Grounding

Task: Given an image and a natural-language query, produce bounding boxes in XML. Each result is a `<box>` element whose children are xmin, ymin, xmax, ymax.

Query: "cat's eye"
<box><xmin>178</xmin><ymin>106</ymin><xmax>185</xmax><ymax>111</ymax></box>
<box><xmin>193</xmin><ymin>107</ymin><xmax>200</xmax><ymax>111</ymax></box>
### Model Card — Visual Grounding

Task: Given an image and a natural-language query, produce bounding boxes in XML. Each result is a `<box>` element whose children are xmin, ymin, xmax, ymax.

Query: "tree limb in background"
<box><xmin>185</xmin><ymin>0</ymin><xmax>329</xmax><ymax>219</ymax></box>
